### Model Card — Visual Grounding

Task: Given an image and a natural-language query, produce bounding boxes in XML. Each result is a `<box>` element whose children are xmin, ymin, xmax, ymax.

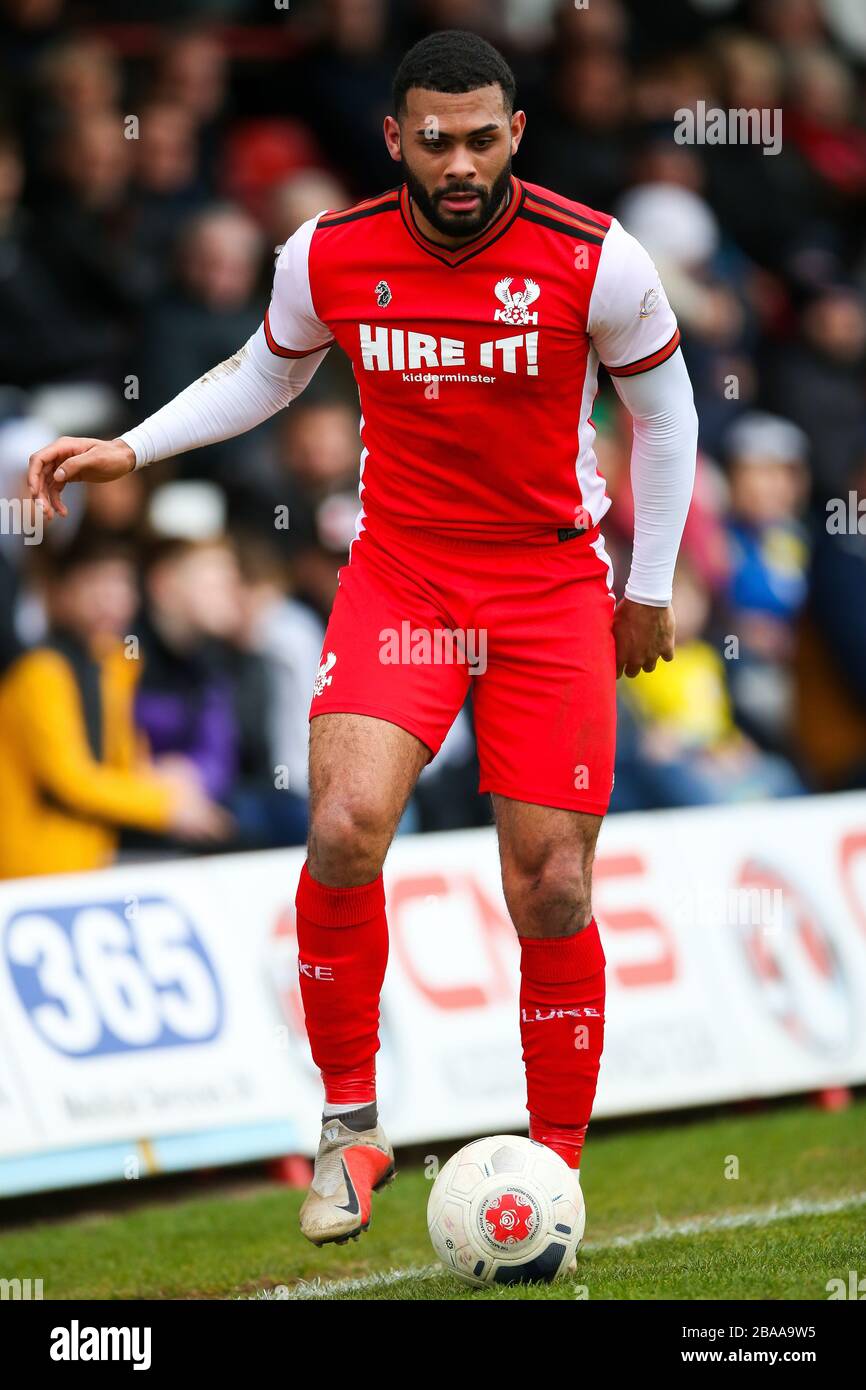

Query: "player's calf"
<box><xmin>494</xmin><ymin>801</ymin><xmax>607</xmax><ymax>1171</ymax></box>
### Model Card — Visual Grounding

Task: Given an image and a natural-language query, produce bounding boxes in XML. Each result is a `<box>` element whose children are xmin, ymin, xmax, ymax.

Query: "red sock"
<box><xmin>295</xmin><ymin>862</ymin><xmax>388</xmax><ymax>1106</ymax></box>
<box><xmin>519</xmin><ymin>921</ymin><xmax>606</xmax><ymax>1170</ymax></box>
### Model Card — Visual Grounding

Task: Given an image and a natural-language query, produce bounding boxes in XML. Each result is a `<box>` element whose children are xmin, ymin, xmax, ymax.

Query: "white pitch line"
<box><xmin>594</xmin><ymin>1190</ymin><xmax>866</xmax><ymax>1248</ymax></box>
<box><xmin>282</xmin><ymin>1190</ymin><xmax>866</xmax><ymax>1300</ymax></box>
<box><xmin>284</xmin><ymin>1265</ymin><xmax>438</xmax><ymax>1299</ymax></box>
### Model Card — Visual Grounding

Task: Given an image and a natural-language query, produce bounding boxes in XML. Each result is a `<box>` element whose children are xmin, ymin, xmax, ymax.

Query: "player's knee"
<box><xmin>307</xmin><ymin>796</ymin><xmax>392</xmax><ymax>885</ymax></box>
<box><xmin>503</xmin><ymin>848</ymin><xmax>593</xmax><ymax>937</ymax></box>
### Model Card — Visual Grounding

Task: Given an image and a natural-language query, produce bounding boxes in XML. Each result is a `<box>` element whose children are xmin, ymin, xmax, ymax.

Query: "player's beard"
<box><xmin>403</xmin><ymin>157</ymin><xmax>513</xmax><ymax>240</ymax></box>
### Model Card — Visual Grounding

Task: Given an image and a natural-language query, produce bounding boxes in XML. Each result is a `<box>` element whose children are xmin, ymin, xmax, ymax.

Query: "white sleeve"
<box><xmin>265</xmin><ymin>212</ymin><xmax>334</xmax><ymax>357</ymax></box>
<box><xmin>611</xmin><ymin>350</ymin><xmax>698</xmax><ymax>607</ymax></box>
<box><xmin>121</xmin><ymin>214</ymin><xmax>334</xmax><ymax>469</ymax></box>
<box><xmin>588</xmin><ymin>218</ymin><xmax>680</xmax><ymax>377</ymax></box>
<box><xmin>588</xmin><ymin>220</ymin><xmax>695</xmax><ymax>606</ymax></box>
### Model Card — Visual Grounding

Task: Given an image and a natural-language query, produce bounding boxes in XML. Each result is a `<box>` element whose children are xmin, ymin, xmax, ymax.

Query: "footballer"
<box><xmin>29</xmin><ymin>32</ymin><xmax>697</xmax><ymax>1247</ymax></box>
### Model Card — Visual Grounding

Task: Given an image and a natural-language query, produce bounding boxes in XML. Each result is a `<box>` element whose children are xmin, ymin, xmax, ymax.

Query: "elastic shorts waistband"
<box><xmin>358</xmin><ymin>515</ymin><xmax>602</xmax><ymax>555</ymax></box>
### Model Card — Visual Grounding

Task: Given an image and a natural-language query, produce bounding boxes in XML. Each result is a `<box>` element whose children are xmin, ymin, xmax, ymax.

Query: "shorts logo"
<box><xmin>375</xmin><ymin>279</ymin><xmax>392</xmax><ymax>307</ymax></box>
<box><xmin>313</xmin><ymin>651</ymin><xmax>337</xmax><ymax>697</ymax></box>
<box><xmin>494</xmin><ymin>276</ymin><xmax>540</xmax><ymax>326</ymax></box>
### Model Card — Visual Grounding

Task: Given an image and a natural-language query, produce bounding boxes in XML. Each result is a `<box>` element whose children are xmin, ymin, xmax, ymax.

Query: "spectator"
<box><xmin>136</xmin><ymin>205</ymin><xmax>266</xmax><ymax>482</ymax></box>
<box><xmin>786</xmin><ymin>47</ymin><xmax>866</xmax><ymax>203</ymax></box>
<box><xmin>612</xmin><ymin>557</ymin><xmax>804</xmax><ymax>811</ymax></box>
<box><xmin>290</xmin><ymin>0</ymin><xmax>399</xmax><ymax>197</ymax></box>
<box><xmin>81</xmin><ymin>465</ymin><xmax>149</xmax><ymax>540</ymax></box>
<box><xmin>266</xmin><ymin>169</ymin><xmax>350</xmax><ymax>245</ymax></box>
<box><xmin>0</xmin><ymin>531</ymin><xmax>228</xmax><ymax>878</ymax></box>
<box><xmin>241</xmin><ymin>395</ymin><xmax>364</xmax><ymax>620</ymax></box>
<box><xmin>233</xmin><ymin>531</ymin><xmax>323</xmax><ymax>841</ymax></box>
<box><xmin>519</xmin><ymin>40</ymin><xmax>633</xmax><ymax>211</ymax></box>
<box><xmin>700</xmin><ymin>29</ymin><xmax>825</xmax><ymax>269</ymax></box>
<box><xmin>797</xmin><ymin>454</ymin><xmax>866</xmax><ymax>790</ymax></box>
<box><xmin>155</xmin><ymin>24</ymin><xmax>227</xmax><ymax>115</ymax></box>
<box><xmin>0</xmin><ymin>125</ymin><xmax>140</xmax><ymax>386</ymax></box>
<box><xmin>134</xmin><ymin>532</ymin><xmax>303</xmax><ymax>849</ymax></box>
<box><xmin>134</xmin><ymin>535</ymin><xmax>245</xmax><ymax>806</ymax></box>
<box><xmin>36</xmin><ymin>35</ymin><xmax>121</xmax><ymax>119</ymax></box>
<box><xmin>767</xmin><ymin>285</ymin><xmax>866</xmax><ymax>503</ymax></box>
<box><xmin>129</xmin><ymin>101</ymin><xmax>211</xmax><ymax>285</ymax></box>
<box><xmin>256</xmin><ymin>168</ymin><xmax>350</xmax><ymax>299</ymax></box>
<box><xmin>27</xmin><ymin>36</ymin><xmax>123</xmax><ymax>187</ymax></box>
<box><xmin>810</xmin><ymin>454</ymin><xmax>866</xmax><ymax>710</ymax></box>
<box><xmin>723</xmin><ymin>412</ymin><xmax>811</xmax><ymax>750</ymax></box>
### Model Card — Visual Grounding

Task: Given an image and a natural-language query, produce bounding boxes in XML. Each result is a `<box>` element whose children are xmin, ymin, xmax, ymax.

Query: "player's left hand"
<box><xmin>613</xmin><ymin>597</ymin><xmax>675</xmax><ymax>679</ymax></box>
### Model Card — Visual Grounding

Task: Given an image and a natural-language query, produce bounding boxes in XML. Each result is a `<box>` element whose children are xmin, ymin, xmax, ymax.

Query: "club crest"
<box><xmin>493</xmin><ymin>277</ymin><xmax>541</xmax><ymax>326</ymax></box>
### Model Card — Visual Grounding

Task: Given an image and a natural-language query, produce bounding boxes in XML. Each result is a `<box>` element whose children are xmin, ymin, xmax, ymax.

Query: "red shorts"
<box><xmin>310</xmin><ymin>520</ymin><xmax>617</xmax><ymax>815</ymax></box>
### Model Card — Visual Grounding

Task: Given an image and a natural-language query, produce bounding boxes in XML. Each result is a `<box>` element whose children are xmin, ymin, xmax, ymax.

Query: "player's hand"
<box><xmin>27</xmin><ymin>437</ymin><xmax>136</xmax><ymax>521</ymax></box>
<box><xmin>613</xmin><ymin>597</ymin><xmax>675</xmax><ymax>679</ymax></box>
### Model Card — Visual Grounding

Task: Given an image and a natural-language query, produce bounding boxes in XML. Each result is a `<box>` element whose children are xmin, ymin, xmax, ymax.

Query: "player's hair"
<box><xmin>392</xmin><ymin>30</ymin><xmax>516</xmax><ymax>116</ymax></box>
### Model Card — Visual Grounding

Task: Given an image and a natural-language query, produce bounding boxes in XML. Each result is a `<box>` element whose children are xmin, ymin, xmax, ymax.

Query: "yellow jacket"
<box><xmin>0</xmin><ymin>636</ymin><xmax>173</xmax><ymax>879</ymax></box>
<box><xmin>623</xmin><ymin>640</ymin><xmax>736</xmax><ymax>749</ymax></box>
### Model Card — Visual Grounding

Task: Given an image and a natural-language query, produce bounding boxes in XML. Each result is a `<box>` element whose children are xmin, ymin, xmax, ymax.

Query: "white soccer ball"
<box><xmin>427</xmin><ymin>1135</ymin><xmax>585</xmax><ymax>1287</ymax></box>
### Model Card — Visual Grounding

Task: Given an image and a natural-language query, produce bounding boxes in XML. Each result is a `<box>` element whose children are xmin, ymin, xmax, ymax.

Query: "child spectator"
<box><xmin>723</xmin><ymin>412</ymin><xmax>810</xmax><ymax>750</ymax></box>
<box><xmin>612</xmin><ymin>556</ymin><xmax>804</xmax><ymax>811</ymax></box>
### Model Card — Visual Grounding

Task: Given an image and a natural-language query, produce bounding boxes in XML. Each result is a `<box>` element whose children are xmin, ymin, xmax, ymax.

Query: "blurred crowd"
<box><xmin>1</xmin><ymin>0</ymin><xmax>866</xmax><ymax>877</ymax></box>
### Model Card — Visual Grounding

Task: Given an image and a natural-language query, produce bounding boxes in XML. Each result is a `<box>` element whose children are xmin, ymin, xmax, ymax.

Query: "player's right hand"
<box><xmin>27</xmin><ymin>437</ymin><xmax>136</xmax><ymax>521</ymax></box>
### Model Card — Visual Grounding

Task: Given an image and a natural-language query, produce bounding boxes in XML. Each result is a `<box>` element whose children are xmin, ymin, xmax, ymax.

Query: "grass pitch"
<box><xmin>1</xmin><ymin>1099</ymin><xmax>864</xmax><ymax>1300</ymax></box>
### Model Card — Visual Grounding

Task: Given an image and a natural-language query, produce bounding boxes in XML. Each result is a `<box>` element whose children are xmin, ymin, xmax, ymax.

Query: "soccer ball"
<box><xmin>427</xmin><ymin>1135</ymin><xmax>585</xmax><ymax>1287</ymax></box>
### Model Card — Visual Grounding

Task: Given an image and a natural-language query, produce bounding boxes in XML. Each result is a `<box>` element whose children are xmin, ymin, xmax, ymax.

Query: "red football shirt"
<box><xmin>265</xmin><ymin>175</ymin><xmax>680</xmax><ymax>543</ymax></box>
